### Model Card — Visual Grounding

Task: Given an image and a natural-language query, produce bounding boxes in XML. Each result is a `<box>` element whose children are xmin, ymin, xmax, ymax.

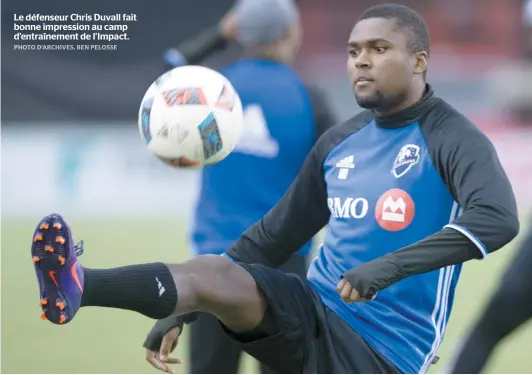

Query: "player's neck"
<box><xmin>374</xmin><ymin>83</ymin><xmax>435</xmax><ymax>129</ymax></box>
<box><xmin>375</xmin><ymin>81</ymin><xmax>427</xmax><ymax>117</ymax></box>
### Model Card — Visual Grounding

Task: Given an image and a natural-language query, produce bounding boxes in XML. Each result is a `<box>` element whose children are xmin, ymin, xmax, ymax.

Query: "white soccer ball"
<box><xmin>138</xmin><ymin>65</ymin><xmax>244</xmax><ymax>168</ymax></box>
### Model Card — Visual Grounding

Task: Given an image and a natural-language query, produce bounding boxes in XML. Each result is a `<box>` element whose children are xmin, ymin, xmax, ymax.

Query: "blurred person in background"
<box><xmin>442</xmin><ymin>222</ymin><xmax>532</xmax><ymax>374</ymax></box>
<box><xmin>158</xmin><ymin>0</ymin><xmax>336</xmax><ymax>373</ymax></box>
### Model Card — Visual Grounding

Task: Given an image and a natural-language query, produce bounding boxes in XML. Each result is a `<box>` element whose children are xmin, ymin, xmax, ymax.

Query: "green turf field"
<box><xmin>2</xmin><ymin>217</ymin><xmax>531</xmax><ymax>374</ymax></box>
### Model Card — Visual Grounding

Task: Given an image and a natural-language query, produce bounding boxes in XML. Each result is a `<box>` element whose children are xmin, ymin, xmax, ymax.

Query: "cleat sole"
<box><xmin>32</xmin><ymin>214</ymin><xmax>75</xmax><ymax>325</ymax></box>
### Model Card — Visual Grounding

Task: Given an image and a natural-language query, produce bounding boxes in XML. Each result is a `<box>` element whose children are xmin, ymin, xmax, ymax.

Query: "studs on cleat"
<box><xmin>40</xmin><ymin>223</ymin><xmax>49</xmax><ymax>230</ymax></box>
<box><xmin>57</xmin><ymin>256</ymin><xmax>65</xmax><ymax>265</ymax></box>
<box><xmin>32</xmin><ymin>256</ymin><xmax>41</xmax><ymax>263</ymax></box>
<box><xmin>40</xmin><ymin>299</ymin><xmax>48</xmax><ymax>306</ymax></box>
<box><xmin>44</xmin><ymin>245</ymin><xmax>54</xmax><ymax>253</ymax></box>
<box><xmin>33</xmin><ymin>233</ymin><xmax>43</xmax><ymax>242</ymax></box>
<box><xmin>59</xmin><ymin>315</ymin><xmax>66</xmax><ymax>324</ymax></box>
<box><xmin>40</xmin><ymin>312</ymin><xmax>46</xmax><ymax>320</ymax></box>
<box><xmin>56</xmin><ymin>236</ymin><xmax>65</xmax><ymax>245</ymax></box>
<box><xmin>56</xmin><ymin>301</ymin><xmax>65</xmax><ymax>310</ymax></box>
<box><xmin>53</xmin><ymin>222</ymin><xmax>62</xmax><ymax>230</ymax></box>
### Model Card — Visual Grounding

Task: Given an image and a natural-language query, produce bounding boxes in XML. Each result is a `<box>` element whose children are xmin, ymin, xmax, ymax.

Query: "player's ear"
<box><xmin>413</xmin><ymin>51</ymin><xmax>428</xmax><ymax>75</ymax></box>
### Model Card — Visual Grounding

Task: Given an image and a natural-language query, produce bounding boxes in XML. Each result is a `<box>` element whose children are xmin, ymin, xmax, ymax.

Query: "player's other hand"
<box><xmin>145</xmin><ymin>326</ymin><xmax>182</xmax><ymax>374</ymax></box>
<box><xmin>337</xmin><ymin>278</ymin><xmax>377</xmax><ymax>303</ymax></box>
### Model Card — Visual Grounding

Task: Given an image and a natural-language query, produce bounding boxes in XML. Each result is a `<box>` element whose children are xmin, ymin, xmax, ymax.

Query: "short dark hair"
<box><xmin>357</xmin><ymin>3</ymin><xmax>430</xmax><ymax>57</ymax></box>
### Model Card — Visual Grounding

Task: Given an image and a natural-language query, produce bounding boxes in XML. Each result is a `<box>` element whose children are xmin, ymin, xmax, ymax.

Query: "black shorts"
<box><xmin>189</xmin><ymin>254</ymin><xmax>309</xmax><ymax>374</ymax></box>
<box><xmin>223</xmin><ymin>262</ymin><xmax>399</xmax><ymax>374</ymax></box>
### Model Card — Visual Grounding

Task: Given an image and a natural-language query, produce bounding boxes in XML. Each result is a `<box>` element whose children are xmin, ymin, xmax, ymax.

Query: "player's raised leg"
<box><xmin>32</xmin><ymin>212</ymin><xmax>321</xmax><ymax>372</ymax></box>
<box><xmin>32</xmin><ymin>214</ymin><xmax>266</xmax><ymax>331</ymax></box>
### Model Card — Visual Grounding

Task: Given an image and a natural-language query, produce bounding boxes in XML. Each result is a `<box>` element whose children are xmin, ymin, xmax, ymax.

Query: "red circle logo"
<box><xmin>375</xmin><ymin>189</ymin><xmax>415</xmax><ymax>231</ymax></box>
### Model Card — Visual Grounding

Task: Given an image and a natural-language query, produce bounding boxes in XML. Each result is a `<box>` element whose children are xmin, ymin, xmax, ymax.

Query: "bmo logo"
<box><xmin>376</xmin><ymin>189</ymin><xmax>415</xmax><ymax>231</ymax></box>
<box><xmin>327</xmin><ymin>197</ymin><xmax>369</xmax><ymax>219</ymax></box>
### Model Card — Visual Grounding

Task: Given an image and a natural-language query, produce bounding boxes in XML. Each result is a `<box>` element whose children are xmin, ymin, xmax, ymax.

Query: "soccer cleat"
<box><xmin>32</xmin><ymin>213</ymin><xmax>85</xmax><ymax>325</ymax></box>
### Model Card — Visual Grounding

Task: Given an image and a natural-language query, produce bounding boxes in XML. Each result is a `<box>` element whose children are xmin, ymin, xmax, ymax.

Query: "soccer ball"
<box><xmin>138</xmin><ymin>65</ymin><xmax>244</xmax><ymax>168</ymax></box>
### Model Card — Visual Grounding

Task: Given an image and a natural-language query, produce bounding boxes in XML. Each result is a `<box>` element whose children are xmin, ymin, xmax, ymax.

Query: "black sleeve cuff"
<box><xmin>342</xmin><ymin>256</ymin><xmax>403</xmax><ymax>299</ymax></box>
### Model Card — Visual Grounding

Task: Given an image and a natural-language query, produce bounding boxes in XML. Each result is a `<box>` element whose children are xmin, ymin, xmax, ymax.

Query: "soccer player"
<box><xmin>157</xmin><ymin>0</ymin><xmax>337</xmax><ymax>373</ymax></box>
<box><xmin>442</xmin><ymin>222</ymin><xmax>532</xmax><ymax>373</ymax></box>
<box><xmin>31</xmin><ymin>4</ymin><xmax>519</xmax><ymax>374</ymax></box>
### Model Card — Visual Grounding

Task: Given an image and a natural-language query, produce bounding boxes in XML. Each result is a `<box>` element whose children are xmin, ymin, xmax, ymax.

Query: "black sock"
<box><xmin>80</xmin><ymin>262</ymin><xmax>178</xmax><ymax>319</ymax></box>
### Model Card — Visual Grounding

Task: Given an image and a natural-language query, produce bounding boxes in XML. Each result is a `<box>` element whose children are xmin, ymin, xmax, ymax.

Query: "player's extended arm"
<box><xmin>163</xmin><ymin>8</ymin><xmax>238</xmax><ymax>68</ymax></box>
<box><xmin>225</xmin><ymin>140</ymin><xmax>331</xmax><ymax>267</ymax></box>
<box><xmin>343</xmin><ymin>115</ymin><xmax>520</xmax><ymax>300</ymax></box>
<box><xmin>163</xmin><ymin>24</ymin><xmax>230</xmax><ymax>68</ymax></box>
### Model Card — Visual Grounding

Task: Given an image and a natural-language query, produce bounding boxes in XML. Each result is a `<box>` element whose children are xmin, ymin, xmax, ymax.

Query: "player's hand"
<box><xmin>145</xmin><ymin>326</ymin><xmax>182</xmax><ymax>374</ymax></box>
<box><xmin>337</xmin><ymin>278</ymin><xmax>377</xmax><ymax>303</ymax></box>
<box><xmin>219</xmin><ymin>9</ymin><xmax>237</xmax><ymax>40</ymax></box>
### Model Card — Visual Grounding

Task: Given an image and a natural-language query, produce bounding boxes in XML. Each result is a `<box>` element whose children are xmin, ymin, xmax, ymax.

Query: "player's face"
<box><xmin>347</xmin><ymin>17</ymin><xmax>421</xmax><ymax>112</ymax></box>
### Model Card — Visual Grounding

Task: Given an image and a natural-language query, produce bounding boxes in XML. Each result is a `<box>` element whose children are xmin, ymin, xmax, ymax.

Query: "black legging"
<box><xmin>449</xmin><ymin>224</ymin><xmax>532</xmax><ymax>373</ymax></box>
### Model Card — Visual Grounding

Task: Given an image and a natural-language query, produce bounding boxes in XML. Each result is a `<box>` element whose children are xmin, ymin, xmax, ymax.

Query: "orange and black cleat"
<box><xmin>31</xmin><ymin>213</ymin><xmax>85</xmax><ymax>325</ymax></box>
